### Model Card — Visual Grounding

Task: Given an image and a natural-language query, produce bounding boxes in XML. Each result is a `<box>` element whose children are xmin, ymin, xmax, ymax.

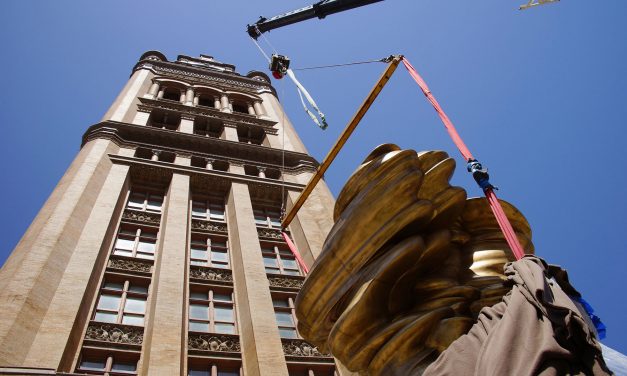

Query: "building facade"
<box><xmin>0</xmin><ymin>51</ymin><xmax>339</xmax><ymax>376</ymax></box>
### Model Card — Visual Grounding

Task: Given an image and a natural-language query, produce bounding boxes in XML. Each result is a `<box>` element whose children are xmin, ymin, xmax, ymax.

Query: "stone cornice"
<box><xmin>137</xmin><ymin>97</ymin><xmax>278</xmax><ymax>134</ymax></box>
<box><xmin>133</xmin><ymin>59</ymin><xmax>277</xmax><ymax>96</ymax></box>
<box><xmin>82</xmin><ymin>122</ymin><xmax>318</xmax><ymax>174</ymax></box>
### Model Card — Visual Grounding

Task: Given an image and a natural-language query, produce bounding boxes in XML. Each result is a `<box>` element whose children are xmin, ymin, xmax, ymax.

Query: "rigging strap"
<box><xmin>286</xmin><ymin>69</ymin><xmax>329</xmax><ymax>130</ymax></box>
<box><xmin>282</xmin><ymin>231</ymin><xmax>310</xmax><ymax>274</ymax></box>
<box><xmin>401</xmin><ymin>57</ymin><xmax>526</xmax><ymax>260</ymax></box>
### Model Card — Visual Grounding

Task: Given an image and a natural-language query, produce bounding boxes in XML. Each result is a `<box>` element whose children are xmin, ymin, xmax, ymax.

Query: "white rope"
<box><xmin>251</xmin><ymin>37</ymin><xmax>271</xmax><ymax>63</ymax></box>
<box><xmin>280</xmin><ymin>77</ymin><xmax>287</xmax><ymax>222</ymax></box>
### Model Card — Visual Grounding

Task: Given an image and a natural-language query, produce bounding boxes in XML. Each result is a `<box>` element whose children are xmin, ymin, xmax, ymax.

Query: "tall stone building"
<box><xmin>0</xmin><ymin>51</ymin><xmax>338</xmax><ymax>376</ymax></box>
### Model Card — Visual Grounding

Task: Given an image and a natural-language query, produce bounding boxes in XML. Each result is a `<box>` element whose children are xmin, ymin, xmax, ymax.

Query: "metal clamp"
<box><xmin>467</xmin><ymin>159</ymin><xmax>497</xmax><ymax>191</ymax></box>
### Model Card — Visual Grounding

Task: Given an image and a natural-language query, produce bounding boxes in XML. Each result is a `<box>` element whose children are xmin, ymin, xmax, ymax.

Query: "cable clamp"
<box><xmin>467</xmin><ymin>159</ymin><xmax>498</xmax><ymax>191</ymax></box>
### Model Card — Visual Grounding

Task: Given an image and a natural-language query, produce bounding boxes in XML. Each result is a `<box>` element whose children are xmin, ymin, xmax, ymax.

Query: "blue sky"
<box><xmin>1</xmin><ymin>0</ymin><xmax>626</xmax><ymax>353</ymax></box>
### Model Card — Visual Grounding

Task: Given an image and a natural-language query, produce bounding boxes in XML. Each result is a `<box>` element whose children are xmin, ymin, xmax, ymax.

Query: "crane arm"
<box><xmin>247</xmin><ymin>0</ymin><xmax>384</xmax><ymax>39</ymax></box>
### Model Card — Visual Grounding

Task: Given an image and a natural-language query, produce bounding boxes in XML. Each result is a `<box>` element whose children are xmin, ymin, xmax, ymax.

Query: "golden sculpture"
<box><xmin>295</xmin><ymin>144</ymin><xmax>534</xmax><ymax>375</ymax></box>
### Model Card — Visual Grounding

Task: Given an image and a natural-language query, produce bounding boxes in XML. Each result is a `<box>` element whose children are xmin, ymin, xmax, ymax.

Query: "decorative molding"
<box><xmin>267</xmin><ymin>275</ymin><xmax>305</xmax><ymax>290</ymax></box>
<box><xmin>188</xmin><ymin>333</ymin><xmax>240</xmax><ymax>353</ymax></box>
<box><xmin>222</xmin><ymin>121</ymin><xmax>238</xmax><ymax>129</ymax></box>
<box><xmin>190</xmin><ymin>265</ymin><xmax>233</xmax><ymax>284</ymax></box>
<box><xmin>191</xmin><ymin>219</ymin><xmax>228</xmax><ymax>234</ymax></box>
<box><xmin>82</xmin><ymin>126</ymin><xmax>125</xmax><ymax>147</ymax></box>
<box><xmin>176</xmin><ymin>151</ymin><xmax>193</xmax><ymax>158</ymax></box>
<box><xmin>85</xmin><ymin>322</ymin><xmax>144</xmax><ymax>346</ymax></box>
<box><xmin>122</xmin><ymin>209</ymin><xmax>161</xmax><ymax>225</ymax></box>
<box><xmin>282</xmin><ymin>339</ymin><xmax>331</xmax><ymax>358</ymax></box>
<box><xmin>152</xmin><ymin>64</ymin><xmax>270</xmax><ymax>93</ymax></box>
<box><xmin>109</xmin><ymin>156</ymin><xmax>308</xmax><ymax>200</ymax></box>
<box><xmin>257</xmin><ymin>227</ymin><xmax>284</xmax><ymax>240</ymax></box>
<box><xmin>129</xmin><ymin>164</ymin><xmax>173</xmax><ymax>185</ymax></box>
<box><xmin>228</xmin><ymin>159</ymin><xmax>245</xmax><ymax>167</ymax></box>
<box><xmin>84</xmin><ymin>122</ymin><xmax>319</xmax><ymax>174</ymax></box>
<box><xmin>108</xmin><ymin>256</ymin><xmax>153</xmax><ymax>274</ymax></box>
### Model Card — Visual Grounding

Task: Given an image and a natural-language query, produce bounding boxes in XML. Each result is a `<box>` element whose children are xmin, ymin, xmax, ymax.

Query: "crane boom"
<box><xmin>247</xmin><ymin>0</ymin><xmax>384</xmax><ymax>39</ymax></box>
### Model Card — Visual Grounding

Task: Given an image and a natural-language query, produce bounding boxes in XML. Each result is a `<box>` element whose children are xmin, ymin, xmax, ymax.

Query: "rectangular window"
<box><xmin>126</xmin><ymin>190</ymin><xmax>163</xmax><ymax>213</ymax></box>
<box><xmin>78</xmin><ymin>353</ymin><xmax>138</xmax><ymax>375</ymax></box>
<box><xmin>190</xmin><ymin>235</ymin><xmax>229</xmax><ymax>269</ymax></box>
<box><xmin>261</xmin><ymin>243</ymin><xmax>301</xmax><ymax>276</ymax></box>
<box><xmin>252</xmin><ymin>207</ymin><xmax>281</xmax><ymax>228</ymax></box>
<box><xmin>188</xmin><ymin>289</ymin><xmax>236</xmax><ymax>334</ymax></box>
<box><xmin>113</xmin><ymin>225</ymin><xmax>158</xmax><ymax>260</ymax></box>
<box><xmin>188</xmin><ymin>364</ymin><xmax>241</xmax><ymax>376</ymax></box>
<box><xmin>93</xmin><ymin>279</ymin><xmax>149</xmax><ymax>326</ymax></box>
<box><xmin>192</xmin><ymin>198</ymin><xmax>225</xmax><ymax>222</ymax></box>
<box><xmin>288</xmin><ymin>365</ymin><xmax>337</xmax><ymax>376</ymax></box>
<box><xmin>273</xmin><ymin>294</ymin><xmax>298</xmax><ymax>338</ymax></box>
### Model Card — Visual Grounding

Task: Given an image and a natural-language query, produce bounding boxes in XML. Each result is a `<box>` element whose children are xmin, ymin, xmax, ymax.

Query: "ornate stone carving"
<box><xmin>108</xmin><ymin>257</ymin><xmax>153</xmax><ymax>274</ymax></box>
<box><xmin>85</xmin><ymin>322</ymin><xmax>144</xmax><ymax>345</ymax></box>
<box><xmin>267</xmin><ymin>275</ymin><xmax>304</xmax><ymax>290</ymax></box>
<box><xmin>153</xmin><ymin>65</ymin><xmax>270</xmax><ymax>93</ymax></box>
<box><xmin>257</xmin><ymin>227</ymin><xmax>284</xmax><ymax>240</ymax></box>
<box><xmin>129</xmin><ymin>164</ymin><xmax>173</xmax><ymax>186</ymax></box>
<box><xmin>188</xmin><ymin>333</ymin><xmax>240</xmax><ymax>353</ymax></box>
<box><xmin>282</xmin><ymin>339</ymin><xmax>330</xmax><ymax>358</ymax></box>
<box><xmin>191</xmin><ymin>219</ymin><xmax>227</xmax><ymax>233</ymax></box>
<box><xmin>190</xmin><ymin>266</ymin><xmax>233</xmax><ymax>283</ymax></box>
<box><xmin>122</xmin><ymin>209</ymin><xmax>161</xmax><ymax>225</ymax></box>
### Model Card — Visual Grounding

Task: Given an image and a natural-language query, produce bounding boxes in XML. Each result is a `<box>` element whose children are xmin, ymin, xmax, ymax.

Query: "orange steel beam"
<box><xmin>282</xmin><ymin>55</ymin><xmax>403</xmax><ymax>229</ymax></box>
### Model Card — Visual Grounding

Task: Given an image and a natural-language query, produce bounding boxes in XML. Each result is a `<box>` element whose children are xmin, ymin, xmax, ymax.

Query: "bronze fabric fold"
<box><xmin>424</xmin><ymin>255</ymin><xmax>613</xmax><ymax>376</ymax></box>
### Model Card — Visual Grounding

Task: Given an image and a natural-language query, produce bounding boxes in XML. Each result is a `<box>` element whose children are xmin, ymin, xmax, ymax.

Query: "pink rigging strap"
<box><xmin>402</xmin><ymin>57</ymin><xmax>525</xmax><ymax>260</ymax></box>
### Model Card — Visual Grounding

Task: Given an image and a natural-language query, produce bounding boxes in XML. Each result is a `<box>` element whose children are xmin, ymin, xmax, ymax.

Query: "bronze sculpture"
<box><xmin>295</xmin><ymin>144</ymin><xmax>534</xmax><ymax>375</ymax></box>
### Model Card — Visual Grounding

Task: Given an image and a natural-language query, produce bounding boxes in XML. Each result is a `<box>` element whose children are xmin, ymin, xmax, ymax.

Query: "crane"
<box><xmin>247</xmin><ymin>0</ymin><xmax>384</xmax><ymax>39</ymax></box>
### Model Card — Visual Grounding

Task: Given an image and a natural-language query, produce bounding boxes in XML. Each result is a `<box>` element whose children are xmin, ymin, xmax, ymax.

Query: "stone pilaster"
<box><xmin>179</xmin><ymin>117</ymin><xmax>194</xmax><ymax>134</ymax></box>
<box><xmin>0</xmin><ymin>139</ymin><xmax>119</xmax><ymax>366</ymax></box>
<box><xmin>142</xmin><ymin>173</ymin><xmax>190</xmax><ymax>375</ymax></box>
<box><xmin>227</xmin><ymin>183</ymin><xmax>288</xmax><ymax>376</ymax></box>
<box><xmin>24</xmin><ymin>162</ymin><xmax>131</xmax><ymax>371</ymax></box>
<box><xmin>132</xmin><ymin>111</ymin><xmax>150</xmax><ymax>126</ymax></box>
<box><xmin>102</xmin><ymin>69</ymin><xmax>154</xmax><ymax>123</ymax></box>
<box><xmin>285</xmin><ymin>176</ymin><xmax>335</xmax><ymax>266</ymax></box>
<box><xmin>223</xmin><ymin>125</ymin><xmax>239</xmax><ymax>142</ymax></box>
